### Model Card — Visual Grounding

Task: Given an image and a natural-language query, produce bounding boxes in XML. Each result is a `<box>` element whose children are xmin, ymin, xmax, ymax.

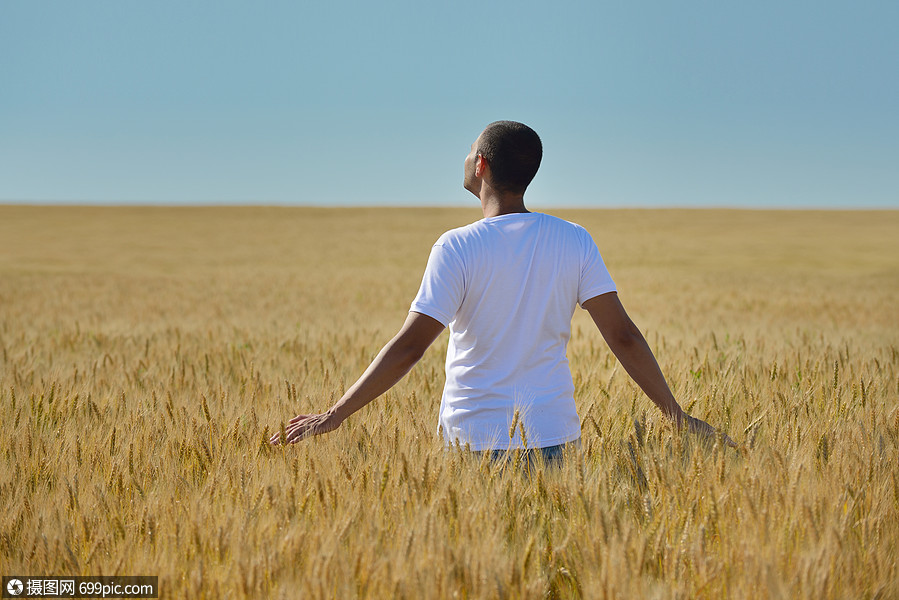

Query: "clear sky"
<box><xmin>1</xmin><ymin>1</ymin><xmax>897</xmax><ymax>208</ymax></box>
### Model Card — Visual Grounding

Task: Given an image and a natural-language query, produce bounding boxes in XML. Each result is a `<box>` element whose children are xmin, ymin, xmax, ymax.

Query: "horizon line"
<box><xmin>1</xmin><ymin>201</ymin><xmax>896</xmax><ymax>212</ymax></box>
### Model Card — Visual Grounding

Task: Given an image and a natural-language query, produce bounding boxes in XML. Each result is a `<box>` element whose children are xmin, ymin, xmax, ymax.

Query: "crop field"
<box><xmin>1</xmin><ymin>205</ymin><xmax>897</xmax><ymax>599</ymax></box>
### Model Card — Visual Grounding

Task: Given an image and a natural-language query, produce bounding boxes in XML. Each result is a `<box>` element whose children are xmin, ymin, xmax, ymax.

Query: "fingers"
<box><xmin>269</xmin><ymin>423</ymin><xmax>306</xmax><ymax>445</ymax></box>
<box><xmin>286</xmin><ymin>418</ymin><xmax>320</xmax><ymax>443</ymax></box>
<box><xmin>685</xmin><ymin>415</ymin><xmax>741</xmax><ymax>449</ymax></box>
<box><xmin>686</xmin><ymin>415</ymin><xmax>714</xmax><ymax>437</ymax></box>
<box><xmin>269</xmin><ymin>415</ymin><xmax>307</xmax><ymax>444</ymax></box>
<box><xmin>269</xmin><ymin>414</ymin><xmax>330</xmax><ymax>445</ymax></box>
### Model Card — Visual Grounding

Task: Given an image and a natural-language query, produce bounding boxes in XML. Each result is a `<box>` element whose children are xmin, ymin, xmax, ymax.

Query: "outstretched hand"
<box><xmin>269</xmin><ymin>412</ymin><xmax>341</xmax><ymax>445</ymax></box>
<box><xmin>685</xmin><ymin>414</ymin><xmax>739</xmax><ymax>449</ymax></box>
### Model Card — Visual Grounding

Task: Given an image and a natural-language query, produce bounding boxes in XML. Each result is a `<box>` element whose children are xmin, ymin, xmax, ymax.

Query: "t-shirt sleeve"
<box><xmin>577</xmin><ymin>227</ymin><xmax>617</xmax><ymax>306</ymax></box>
<box><xmin>409</xmin><ymin>242</ymin><xmax>465</xmax><ymax>327</ymax></box>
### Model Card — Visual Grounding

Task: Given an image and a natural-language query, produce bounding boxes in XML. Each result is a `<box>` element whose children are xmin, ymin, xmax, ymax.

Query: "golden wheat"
<box><xmin>1</xmin><ymin>206</ymin><xmax>897</xmax><ymax>599</ymax></box>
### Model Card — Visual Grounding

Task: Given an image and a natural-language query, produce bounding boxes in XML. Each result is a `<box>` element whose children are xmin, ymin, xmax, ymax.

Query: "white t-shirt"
<box><xmin>410</xmin><ymin>212</ymin><xmax>617</xmax><ymax>450</ymax></box>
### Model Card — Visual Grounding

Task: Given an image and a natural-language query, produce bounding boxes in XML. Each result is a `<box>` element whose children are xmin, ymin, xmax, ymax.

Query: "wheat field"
<box><xmin>1</xmin><ymin>206</ymin><xmax>897</xmax><ymax>599</ymax></box>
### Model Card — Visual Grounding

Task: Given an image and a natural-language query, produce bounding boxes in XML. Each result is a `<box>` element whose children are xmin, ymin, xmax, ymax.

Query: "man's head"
<box><xmin>464</xmin><ymin>121</ymin><xmax>543</xmax><ymax>197</ymax></box>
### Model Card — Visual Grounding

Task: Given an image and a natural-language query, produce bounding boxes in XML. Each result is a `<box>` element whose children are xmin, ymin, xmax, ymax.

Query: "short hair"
<box><xmin>477</xmin><ymin>121</ymin><xmax>543</xmax><ymax>193</ymax></box>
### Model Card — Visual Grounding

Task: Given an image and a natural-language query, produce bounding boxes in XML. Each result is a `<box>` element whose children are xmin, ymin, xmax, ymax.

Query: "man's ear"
<box><xmin>475</xmin><ymin>154</ymin><xmax>488</xmax><ymax>178</ymax></box>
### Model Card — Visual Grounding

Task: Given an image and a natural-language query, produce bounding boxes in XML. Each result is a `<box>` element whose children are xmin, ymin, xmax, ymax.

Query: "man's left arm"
<box><xmin>583</xmin><ymin>292</ymin><xmax>737</xmax><ymax>447</ymax></box>
<box><xmin>270</xmin><ymin>311</ymin><xmax>445</xmax><ymax>444</ymax></box>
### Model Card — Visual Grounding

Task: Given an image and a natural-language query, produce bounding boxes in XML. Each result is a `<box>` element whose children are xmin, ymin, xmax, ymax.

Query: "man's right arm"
<box><xmin>269</xmin><ymin>311</ymin><xmax>445</xmax><ymax>444</ymax></box>
<box><xmin>582</xmin><ymin>292</ymin><xmax>731</xmax><ymax>443</ymax></box>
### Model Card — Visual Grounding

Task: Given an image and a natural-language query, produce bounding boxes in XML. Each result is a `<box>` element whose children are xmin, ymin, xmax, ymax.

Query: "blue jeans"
<box><xmin>471</xmin><ymin>438</ymin><xmax>581</xmax><ymax>468</ymax></box>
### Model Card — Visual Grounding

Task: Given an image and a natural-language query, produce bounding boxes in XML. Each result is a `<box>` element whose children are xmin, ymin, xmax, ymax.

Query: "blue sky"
<box><xmin>1</xmin><ymin>1</ymin><xmax>897</xmax><ymax>208</ymax></box>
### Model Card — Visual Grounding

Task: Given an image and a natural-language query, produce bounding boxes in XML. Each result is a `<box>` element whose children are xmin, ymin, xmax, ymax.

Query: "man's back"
<box><xmin>411</xmin><ymin>212</ymin><xmax>616</xmax><ymax>450</ymax></box>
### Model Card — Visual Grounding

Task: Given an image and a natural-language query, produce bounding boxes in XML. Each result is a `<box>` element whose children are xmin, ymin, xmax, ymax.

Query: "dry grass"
<box><xmin>1</xmin><ymin>206</ymin><xmax>897</xmax><ymax>599</ymax></box>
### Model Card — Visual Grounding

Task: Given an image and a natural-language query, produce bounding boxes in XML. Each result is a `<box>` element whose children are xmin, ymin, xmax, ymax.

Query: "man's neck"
<box><xmin>480</xmin><ymin>190</ymin><xmax>530</xmax><ymax>218</ymax></box>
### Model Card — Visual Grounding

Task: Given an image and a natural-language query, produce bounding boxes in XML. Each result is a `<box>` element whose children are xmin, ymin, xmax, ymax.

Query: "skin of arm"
<box><xmin>582</xmin><ymin>292</ymin><xmax>734</xmax><ymax>444</ymax></box>
<box><xmin>270</xmin><ymin>311</ymin><xmax>445</xmax><ymax>444</ymax></box>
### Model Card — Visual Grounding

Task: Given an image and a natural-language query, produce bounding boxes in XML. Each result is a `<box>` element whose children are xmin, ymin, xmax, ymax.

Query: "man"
<box><xmin>270</xmin><ymin>121</ymin><xmax>730</xmax><ymax>452</ymax></box>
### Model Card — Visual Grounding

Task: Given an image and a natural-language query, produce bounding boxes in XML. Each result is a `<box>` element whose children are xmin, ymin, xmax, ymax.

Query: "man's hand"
<box><xmin>269</xmin><ymin>411</ymin><xmax>341</xmax><ymax>445</ymax></box>
<box><xmin>685</xmin><ymin>414</ymin><xmax>738</xmax><ymax>448</ymax></box>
